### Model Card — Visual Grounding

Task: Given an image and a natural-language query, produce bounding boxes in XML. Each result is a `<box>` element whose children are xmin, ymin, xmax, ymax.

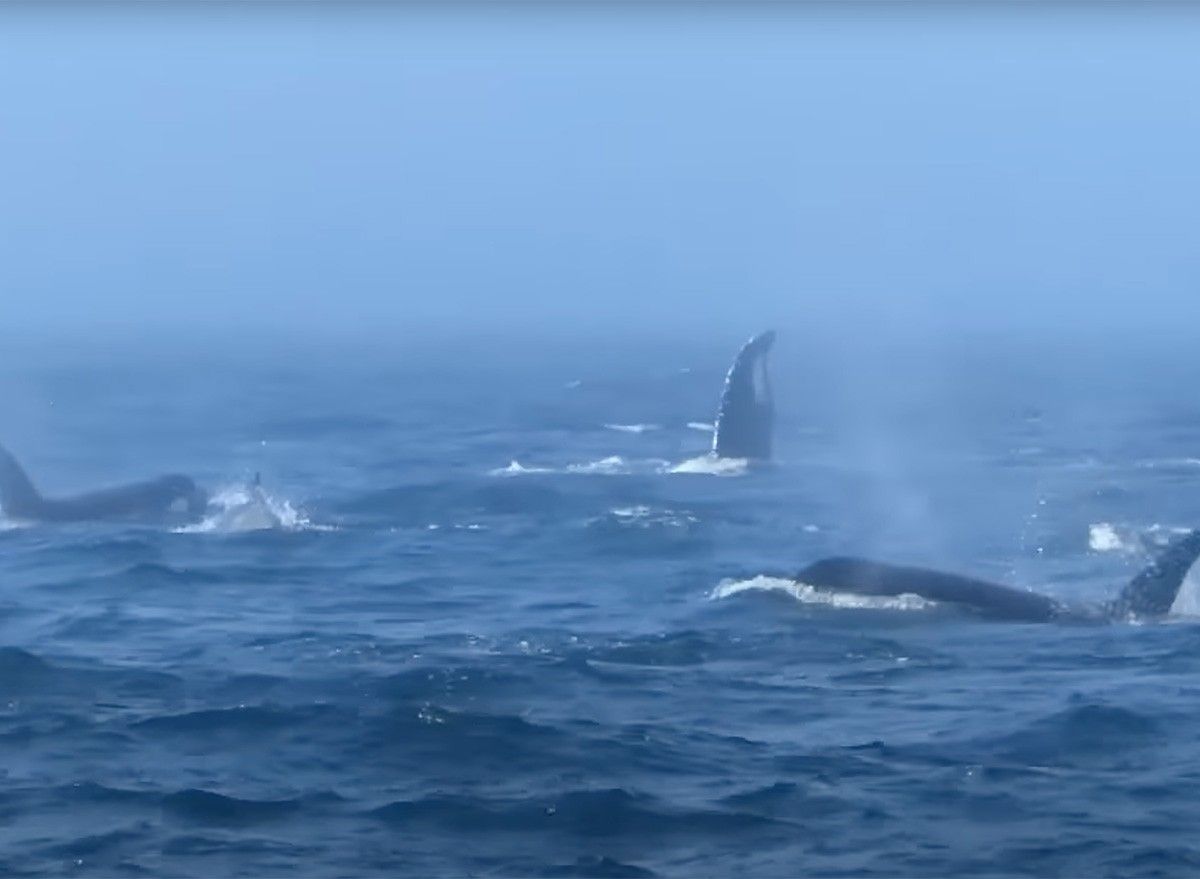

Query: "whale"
<box><xmin>0</xmin><ymin>443</ymin><xmax>208</xmax><ymax>524</ymax></box>
<box><xmin>794</xmin><ymin>530</ymin><xmax>1200</xmax><ymax>622</ymax></box>
<box><xmin>712</xmin><ymin>329</ymin><xmax>776</xmax><ymax>460</ymax></box>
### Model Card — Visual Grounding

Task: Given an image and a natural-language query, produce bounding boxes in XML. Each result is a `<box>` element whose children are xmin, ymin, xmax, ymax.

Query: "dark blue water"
<box><xmin>4</xmin><ymin>338</ymin><xmax>1200</xmax><ymax>877</ymax></box>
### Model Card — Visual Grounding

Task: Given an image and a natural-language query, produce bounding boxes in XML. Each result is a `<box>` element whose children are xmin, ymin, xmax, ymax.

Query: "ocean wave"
<box><xmin>37</xmin><ymin>825</ymin><xmax>149</xmax><ymax>860</ymax></box>
<box><xmin>585</xmin><ymin>631</ymin><xmax>715</xmax><ymax>667</ymax></box>
<box><xmin>0</xmin><ymin>646</ymin><xmax>54</xmax><ymax>683</ymax></box>
<box><xmin>987</xmin><ymin>703</ymin><xmax>1161</xmax><ymax>766</ymax></box>
<box><xmin>0</xmin><ymin>515</ymin><xmax>29</xmax><ymax>532</ymax></box>
<box><xmin>131</xmin><ymin>703</ymin><xmax>336</xmax><ymax>736</ymax></box>
<box><xmin>377</xmin><ymin>665</ymin><xmax>536</xmax><ymax>702</ymax></box>
<box><xmin>711</xmin><ymin>575</ymin><xmax>936</xmax><ymax>612</ymax></box>
<box><xmin>367</xmin><ymin>787</ymin><xmax>780</xmax><ymax>837</ymax></box>
<box><xmin>0</xmin><ymin>647</ymin><xmax>182</xmax><ymax>699</ymax></box>
<box><xmin>582</xmin><ymin>506</ymin><xmax>706</xmax><ymax>558</ymax></box>
<box><xmin>1134</xmin><ymin>457</ymin><xmax>1200</xmax><ymax>470</ymax></box>
<box><xmin>542</xmin><ymin>855</ymin><xmax>657</xmax><ymax>878</ymax></box>
<box><xmin>717</xmin><ymin>781</ymin><xmax>852</xmax><ymax>820</ymax></box>
<box><xmin>597</xmin><ymin>505</ymin><xmax>698</xmax><ymax>530</ymax></box>
<box><xmin>256</xmin><ymin>413</ymin><xmax>393</xmax><ymax>438</ymax></box>
<box><xmin>162</xmin><ymin>788</ymin><xmax>315</xmax><ymax>826</ymax></box>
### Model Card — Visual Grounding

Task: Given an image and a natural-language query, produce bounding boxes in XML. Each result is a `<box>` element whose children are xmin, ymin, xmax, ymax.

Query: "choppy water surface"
<box><xmin>4</xmin><ymin>339</ymin><xmax>1200</xmax><ymax>877</ymax></box>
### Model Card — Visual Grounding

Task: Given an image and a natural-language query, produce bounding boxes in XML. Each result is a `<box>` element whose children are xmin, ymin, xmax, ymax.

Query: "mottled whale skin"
<box><xmin>796</xmin><ymin>531</ymin><xmax>1200</xmax><ymax>622</ymax></box>
<box><xmin>713</xmin><ymin>330</ymin><xmax>775</xmax><ymax>461</ymax></box>
<box><xmin>0</xmin><ymin>443</ymin><xmax>207</xmax><ymax>523</ymax></box>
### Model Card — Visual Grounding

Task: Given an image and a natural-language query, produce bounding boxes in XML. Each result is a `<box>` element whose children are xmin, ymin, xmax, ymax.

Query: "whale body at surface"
<box><xmin>794</xmin><ymin>530</ymin><xmax>1200</xmax><ymax>623</ymax></box>
<box><xmin>0</xmin><ymin>443</ymin><xmax>208</xmax><ymax>523</ymax></box>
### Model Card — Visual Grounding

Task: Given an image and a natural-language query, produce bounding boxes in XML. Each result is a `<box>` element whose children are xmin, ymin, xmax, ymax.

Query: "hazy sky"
<box><xmin>2</xmin><ymin>5</ymin><xmax>1198</xmax><ymax>346</ymax></box>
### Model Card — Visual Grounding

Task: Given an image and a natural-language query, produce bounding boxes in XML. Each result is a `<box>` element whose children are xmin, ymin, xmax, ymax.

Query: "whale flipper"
<box><xmin>0</xmin><ymin>443</ymin><xmax>45</xmax><ymax>519</ymax></box>
<box><xmin>713</xmin><ymin>330</ymin><xmax>775</xmax><ymax>460</ymax></box>
<box><xmin>1110</xmin><ymin>529</ymin><xmax>1200</xmax><ymax>617</ymax></box>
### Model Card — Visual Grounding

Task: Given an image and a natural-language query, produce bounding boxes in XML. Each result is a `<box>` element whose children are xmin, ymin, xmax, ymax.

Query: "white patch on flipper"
<box><xmin>687</xmin><ymin>422</ymin><xmax>716</xmax><ymax>433</ymax></box>
<box><xmin>1169</xmin><ymin>555</ymin><xmax>1200</xmax><ymax>617</ymax></box>
<box><xmin>711</xmin><ymin>575</ymin><xmax>936</xmax><ymax>611</ymax></box>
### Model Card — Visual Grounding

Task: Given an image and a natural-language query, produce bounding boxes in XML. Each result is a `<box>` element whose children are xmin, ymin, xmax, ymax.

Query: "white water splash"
<box><xmin>175</xmin><ymin>482</ymin><xmax>327</xmax><ymax>534</ymax></box>
<box><xmin>491</xmin><ymin>457</ymin><xmax>670</xmax><ymax>477</ymax></box>
<box><xmin>604</xmin><ymin>423</ymin><xmax>660</xmax><ymax>434</ymax></box>
<box><xmin>611</xmin><ymin>504</ymin><xmax>653</xmax><ymax>519</ymax></box>
<box><xmin>669</xmin><ymin>454</ymin><xmax>749</xmax><ymax>477</ymax></box>
<box><xmin>1135</xmin><ymin>457</ymin><xmax>1200</xmax><ymax>470</ymax></box>
<box><xmin>1090</xmin><ymin>522</ymin><xmax>1192</xmax><ymax>555</ymax></box>
<box><xmin>490</xmin><ymin>454</ymin><xmax>746</xmax><ymax>478</ymax></box>
<box><xmin>1088</xmin><ymin>522</ymin><xmax>1132</xmax><ymax>553</ymax></box>
<box><xmin>489</xmin><ymin>460</ymin><xmax>554</xmax><ymax>476</ymax></box>
<box><xmin>569</xmin><ymin>456</ymin><xmax>645</xmax><ymax>475</ymax></box>
<box><xmin>606</xmin><ymin>505</ymin><xmax>699</xmax><ymax>529</ymax></box>
<box><xmin>1142</xmin><ymin>523</ymin><xmax>1195</xmax><ymax>547</ymax></box>
<box><xmin>568</xmin><ymin>455</ymin><xmax>630</xmax><ymax>474</ymax></box>
<box><xmin>711</xmin><ymin>575</ymin><xmax>936</xmax><ymax>612</ymax></box>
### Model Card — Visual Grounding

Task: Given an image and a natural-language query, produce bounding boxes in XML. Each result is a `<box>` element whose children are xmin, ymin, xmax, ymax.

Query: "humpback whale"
<box><xmin>0</xmin><ymin>443</ymin><xmax>208</xmax><ymax>523</ymax></box>
<box><xmin>795</xmin><ymin>530</ymin><xmax>1200</xmax><ymax>622</ymax></box>
<box><xmin>713</xmin><ymin>330</ymin><xmax>775</xmax><ymax>460</ymax></box>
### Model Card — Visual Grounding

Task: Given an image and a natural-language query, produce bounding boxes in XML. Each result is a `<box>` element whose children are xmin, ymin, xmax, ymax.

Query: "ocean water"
<box><xmin>4</xmin><ymin>337</ymin><xmax>1200</xmax><ymax>877</ymax></box>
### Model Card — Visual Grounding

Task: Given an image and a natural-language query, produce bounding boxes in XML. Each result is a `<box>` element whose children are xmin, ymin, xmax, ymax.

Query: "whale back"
<box><xmin>38</xmin><ymin>474</ymin><xmax>208</xmax><ymax>521</ymax></box>
<box><xmin>797</xmin><ymin>556</ymin><xmax>1063</xmax><ymax>622</ymax></box>
<box><xmin>0</xmin><ymin>444</ymin><xmax>206</xmax><ymax>523</ymax></box>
